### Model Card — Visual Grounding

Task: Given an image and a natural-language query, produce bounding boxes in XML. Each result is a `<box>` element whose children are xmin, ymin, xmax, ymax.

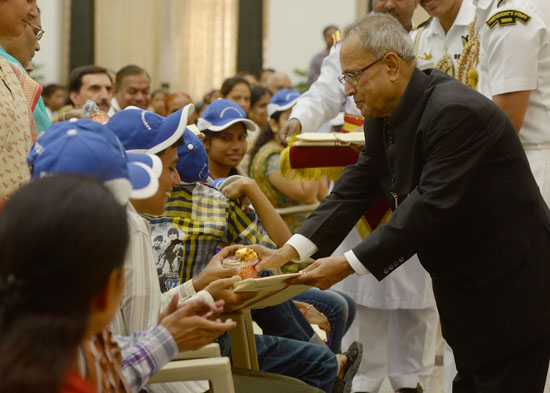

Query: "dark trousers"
<box><xmin>454</xmin><ymin>334</ymin><xmax>550</xmax><ymax>393</ymax></box>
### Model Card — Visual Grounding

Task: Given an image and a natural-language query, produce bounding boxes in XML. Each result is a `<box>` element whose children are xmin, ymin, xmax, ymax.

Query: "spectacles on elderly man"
<box><xmin>26</xmin><ymin>21</ymin><xmax>45</xmax><ymax>41</ymax></box>
<box><xmin>338</xmin><ymin>56</ymin><xmax>384</xmax><ymax>86</ymax></box>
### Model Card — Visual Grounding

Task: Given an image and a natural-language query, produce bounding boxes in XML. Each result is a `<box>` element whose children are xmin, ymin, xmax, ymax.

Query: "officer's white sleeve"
<box><xmin>290</xmin><ymin>44</ymin><xmax>348</xmax><ymax>132</ymax></box>
<box><xmin>483</xmin><ymin>5</ymin><xmax>544</xmax><ymax>96</ymax></box>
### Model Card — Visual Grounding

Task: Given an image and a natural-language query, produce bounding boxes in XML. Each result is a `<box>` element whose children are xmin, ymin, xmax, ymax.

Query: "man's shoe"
<box><xmin>397</xmin><ymin>383</ymin><xmax>423</xmax><ymax>393</ymax></box>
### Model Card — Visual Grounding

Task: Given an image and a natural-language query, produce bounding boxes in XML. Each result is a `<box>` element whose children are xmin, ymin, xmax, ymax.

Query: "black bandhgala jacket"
<box><xmin>298</xmin><ymin>68</ymin><xmax>550</xmax><ymax>369</ymax></box>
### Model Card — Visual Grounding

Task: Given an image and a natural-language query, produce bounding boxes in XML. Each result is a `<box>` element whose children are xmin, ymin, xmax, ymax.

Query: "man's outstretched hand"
<box><xmin>287</xmin><ymin>256</ymin><xmax>355</xmax><ymax>290</ymax></box>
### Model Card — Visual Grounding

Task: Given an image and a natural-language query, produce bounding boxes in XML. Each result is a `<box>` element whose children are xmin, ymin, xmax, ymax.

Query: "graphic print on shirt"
<box><xmin>150</xmin><ymin>223</ymin><xmax>185</xmax><ymax>292</ymax></box>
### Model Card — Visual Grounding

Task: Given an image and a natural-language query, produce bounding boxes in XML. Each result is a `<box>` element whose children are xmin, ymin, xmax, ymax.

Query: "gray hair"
<box><xmin>343</xmin><ymin>13</ymin><xmax>415</xmax><ymax>62</ymax></box>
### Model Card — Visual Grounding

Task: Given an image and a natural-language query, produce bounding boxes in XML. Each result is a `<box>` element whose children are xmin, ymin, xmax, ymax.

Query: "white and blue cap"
<box><xmin>197</xmin><ymin>98</ymin><xmax>258</xmax><ymax>133</ymax></box>
<box><xmin>267</xmin><ymin>89</ymin><xmax>300</xmax><ymax>119</ymax></box>
<box><xmin>27</xmin><ymin>120</ymin><xmax>160</xmax><ymax>204</ymax></box>
<box><xmin>106</xmin><ymin>103</ymin><xmax>194</xmax><ymax>154</ymax></box>
<box><xmin>176</xmin><ymin>127</ymin><xmax>209</xmax><ymax>183</ymax></box>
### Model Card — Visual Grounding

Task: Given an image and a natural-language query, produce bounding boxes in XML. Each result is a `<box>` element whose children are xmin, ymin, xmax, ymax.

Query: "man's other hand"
<box><xmin>287</xmin><ymin>256</ymin><xmax>354</xmax><ymax>290</ymax></box>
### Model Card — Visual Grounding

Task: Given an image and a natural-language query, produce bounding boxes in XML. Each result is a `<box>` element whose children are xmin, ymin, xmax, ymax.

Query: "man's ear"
<box><xmin>383</xmin><ymin>53</ymin><xmax>401</xmax><ymax>82</ymax></box>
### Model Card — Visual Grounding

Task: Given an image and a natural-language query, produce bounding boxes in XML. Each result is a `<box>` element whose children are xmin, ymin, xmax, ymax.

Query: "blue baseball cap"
<box><xmin>28</xmin><ymin>121</ymin><xmax>160</xmax><ymax>203</ymax></box>
<box><xmin>29</xmin><ymin>118</ymin><xmax>163</xmax><ymax>180</ymax></box>
<box><xmin>28</xmin><ymin>118</ymin><xmax>127</xmax><ymax>163</ymax></box>
<box><xmin>106</xmin><ymin>103</ymin><xmax>194</xmax><ymax>154</ymax></box>
<box><xmin>176</xmin><ymin>127</ymin><xmax>209</xmax><ymax>183</ymax></box>
<box><xmin>267</xmin><ymin>89</ymin><xmax>300</xmax><ymax>119</ymax></box>
<box><xmin>197</xmin><ymin>99</ymin><xmax>258</xmax><ymax>133</ymax></box>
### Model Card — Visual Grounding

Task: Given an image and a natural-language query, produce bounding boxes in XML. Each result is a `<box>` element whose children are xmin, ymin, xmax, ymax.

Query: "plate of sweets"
<box><xmin>223</xmin><ymin>247</ymin><xmax>259</xmax><ymax>280</ymax></box>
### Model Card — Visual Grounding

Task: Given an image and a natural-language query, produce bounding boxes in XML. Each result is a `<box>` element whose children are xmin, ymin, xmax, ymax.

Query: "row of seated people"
<box><xmin>0</xmin><ymin>101</ymin><xmax>362</xmax><ymax>393</ymax></box>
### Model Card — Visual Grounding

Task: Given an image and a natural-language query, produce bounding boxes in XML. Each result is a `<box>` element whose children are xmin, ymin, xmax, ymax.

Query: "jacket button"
<box><xmin>383</xmin><ymin>268</ymin><xmax>389</xmax><ymax>274</ymax></box>
<box><xmin>398</xmin><ymin>257</ymin><xmax>404</xmax><ymax>262</ymax></box>
<box><xmin>394</xmin><ymin>261</ymin><xmax>399</xmax><ymax>266</ymax></box>
<box><xmin>388</xmin><ymin>265</ymin><xmax>394</xmax><ymax>270</ymax></box>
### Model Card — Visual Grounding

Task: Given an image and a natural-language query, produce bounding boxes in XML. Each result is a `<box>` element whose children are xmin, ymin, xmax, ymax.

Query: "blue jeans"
<box><xmin>219</xmin><ymin>333</ymin><xmax>337</xmax><ymax>393</ymax></box>
<box><xmin>294</xmin><ymin>288</ymin><xmax>356</xmax><ymax>353</ymax></box>
<box><xmin>251</xmin><ymin>270</ymin><xmax>316</xmax><ymax>343</ymax></box>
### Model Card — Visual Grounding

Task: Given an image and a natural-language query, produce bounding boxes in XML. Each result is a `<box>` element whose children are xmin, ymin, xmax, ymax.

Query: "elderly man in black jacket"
<box><xmin>253</xmin><ymin>13</ymin><xmax>550</xmax><ymax>393</ymax></box>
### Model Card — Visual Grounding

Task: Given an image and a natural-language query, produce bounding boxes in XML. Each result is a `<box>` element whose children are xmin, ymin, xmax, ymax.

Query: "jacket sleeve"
<box><xmin>354</xmin><ymin>105</ymin><xmax>491</xmax><ymax>279</ymax></box>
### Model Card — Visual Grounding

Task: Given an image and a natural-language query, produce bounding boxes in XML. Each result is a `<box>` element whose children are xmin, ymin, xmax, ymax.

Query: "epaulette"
<box><xmin>331</xmin><ymin>30</ymin><xmax>343</xmax><ymax>46</ymax></box>
<box><xmin>413</xmin><ymin>17</ymin><xmax>432</xmax><ymax>31</ymax></box>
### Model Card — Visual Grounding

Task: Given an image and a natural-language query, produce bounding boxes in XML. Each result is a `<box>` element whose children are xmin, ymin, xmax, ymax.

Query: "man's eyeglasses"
<box><xmin>26</xmin><ymin>21</ymin><xmax>45</xmax><ymax>41</ymax></box>
<box><xmin>338</xmin><ymin>56</ymin><xmax>384</xmax><ymax>86</ymax></box>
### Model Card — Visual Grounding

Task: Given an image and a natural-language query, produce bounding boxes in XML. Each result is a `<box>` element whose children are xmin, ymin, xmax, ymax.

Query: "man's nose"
<box><xmin>344</xmin><ymin>81</ymin><xmax>357</xmax><ymax>97</ymax></box>
<box><xmin>172</xmin><ymin>170</ymin><xmax>181</xmax><ymax>187</ymax></box>
<box><xmin>134</xmin><ymin>92</ymin><xmax>145</xmax><ymax>102</ymax></box>
<box><xmin>99</xmin><ymin>88</ymin><xmax>112</xmax><ymax>102</ymax></box>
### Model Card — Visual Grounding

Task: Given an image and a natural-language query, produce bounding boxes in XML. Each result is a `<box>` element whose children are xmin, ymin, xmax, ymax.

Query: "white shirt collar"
<box><xmin>474</xmin><ymin>0</ymin><xmax>494</xmax><ymax>11</ymax></box>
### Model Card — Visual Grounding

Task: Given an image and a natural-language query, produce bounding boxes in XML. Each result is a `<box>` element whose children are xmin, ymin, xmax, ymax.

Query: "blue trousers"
<box><xmin>252</xmin><ymin>271</ymin><xmax>356</xmax><ymax>353</ymax></box>
<box><xmin>219</xmin><ymin>333</ymin><xmax>337</xmax><ymax>393</ymax></box>
<box><xmin>294</xmin><ymin>288</ymin><xmax>356</xmax><ymax>353</ymax></box>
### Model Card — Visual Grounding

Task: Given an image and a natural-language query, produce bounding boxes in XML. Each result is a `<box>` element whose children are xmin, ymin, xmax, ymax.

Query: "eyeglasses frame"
<box><xmin>338</xmin><ymin>55</ymin><xmax>385</xmax><ymax>86</ymax></box>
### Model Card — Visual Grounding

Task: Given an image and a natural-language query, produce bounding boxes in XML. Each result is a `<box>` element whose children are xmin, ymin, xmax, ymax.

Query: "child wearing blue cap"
<box><xmin>197</xmin><ymin>98</ymin><xmax>258</xmax><ymax>179</ymax></box>
<box><xmin>249</xmin><ymin>89</ymin><xmax>328</xmax><ymax>232</ymax></box>
<box><xmin>197</xmin><ymin>98</ymin><xmax>292</xmax><ymax>247</ymax></box>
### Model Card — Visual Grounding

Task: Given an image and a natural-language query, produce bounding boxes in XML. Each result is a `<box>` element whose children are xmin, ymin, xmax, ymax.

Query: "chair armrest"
<box><xmin>174</xmin><ymin>343</ymin><xmax>221</xmax><ymax>360</ymax></box>
<box><xmin>148</xmin><ymin>357</ymin><xmax>235</xmax><ymax>393</ymax></box>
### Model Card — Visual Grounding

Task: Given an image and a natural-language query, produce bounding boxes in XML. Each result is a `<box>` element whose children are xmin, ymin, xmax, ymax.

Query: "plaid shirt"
<box><xmin>146</xmin><ymin>183</ymin><xmax>276</xmax><ymax>290</ymax></box>
<box><xmin>116</xmin><ymin>326</ymin><xmax>178</xmax><ymax>393</ymax></box>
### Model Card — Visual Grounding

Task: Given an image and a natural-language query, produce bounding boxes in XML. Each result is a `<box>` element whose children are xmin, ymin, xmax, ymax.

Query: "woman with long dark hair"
<box><xmin>0</xmin><ymin>175</ymin><xmax>129</xmax><ymax>393</ymax></box>
<box><xmin>248</xmin><ymin>86</ymin><xmax>272</xmax><ymax>129</ymax></box>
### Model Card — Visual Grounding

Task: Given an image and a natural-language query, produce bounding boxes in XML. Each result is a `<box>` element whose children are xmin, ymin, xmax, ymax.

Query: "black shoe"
<box><xmin>332</xmin><ymin>341</ymin><xmax>363</xmax><ymax>393</ymax></box>
<box><xmin>397</xmin><ymin>383</ymin><xmax>423</xmax><ymax>393</ymax></box>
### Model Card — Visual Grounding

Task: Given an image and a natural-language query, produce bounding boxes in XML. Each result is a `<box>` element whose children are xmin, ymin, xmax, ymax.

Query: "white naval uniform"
<box><xmin>289</xmin><ymin>40</ymin><xmax>438</xmax><ymax>393</ymax></box>
<box><xmin>413</xmin><ymin>0</ymin><xmax>477</xmax><ymax>73</ymax></box>
<box><xmin>475</xmin><ymin>0</ymin><xmax>550</xmax><ymax>391</ymax></box>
